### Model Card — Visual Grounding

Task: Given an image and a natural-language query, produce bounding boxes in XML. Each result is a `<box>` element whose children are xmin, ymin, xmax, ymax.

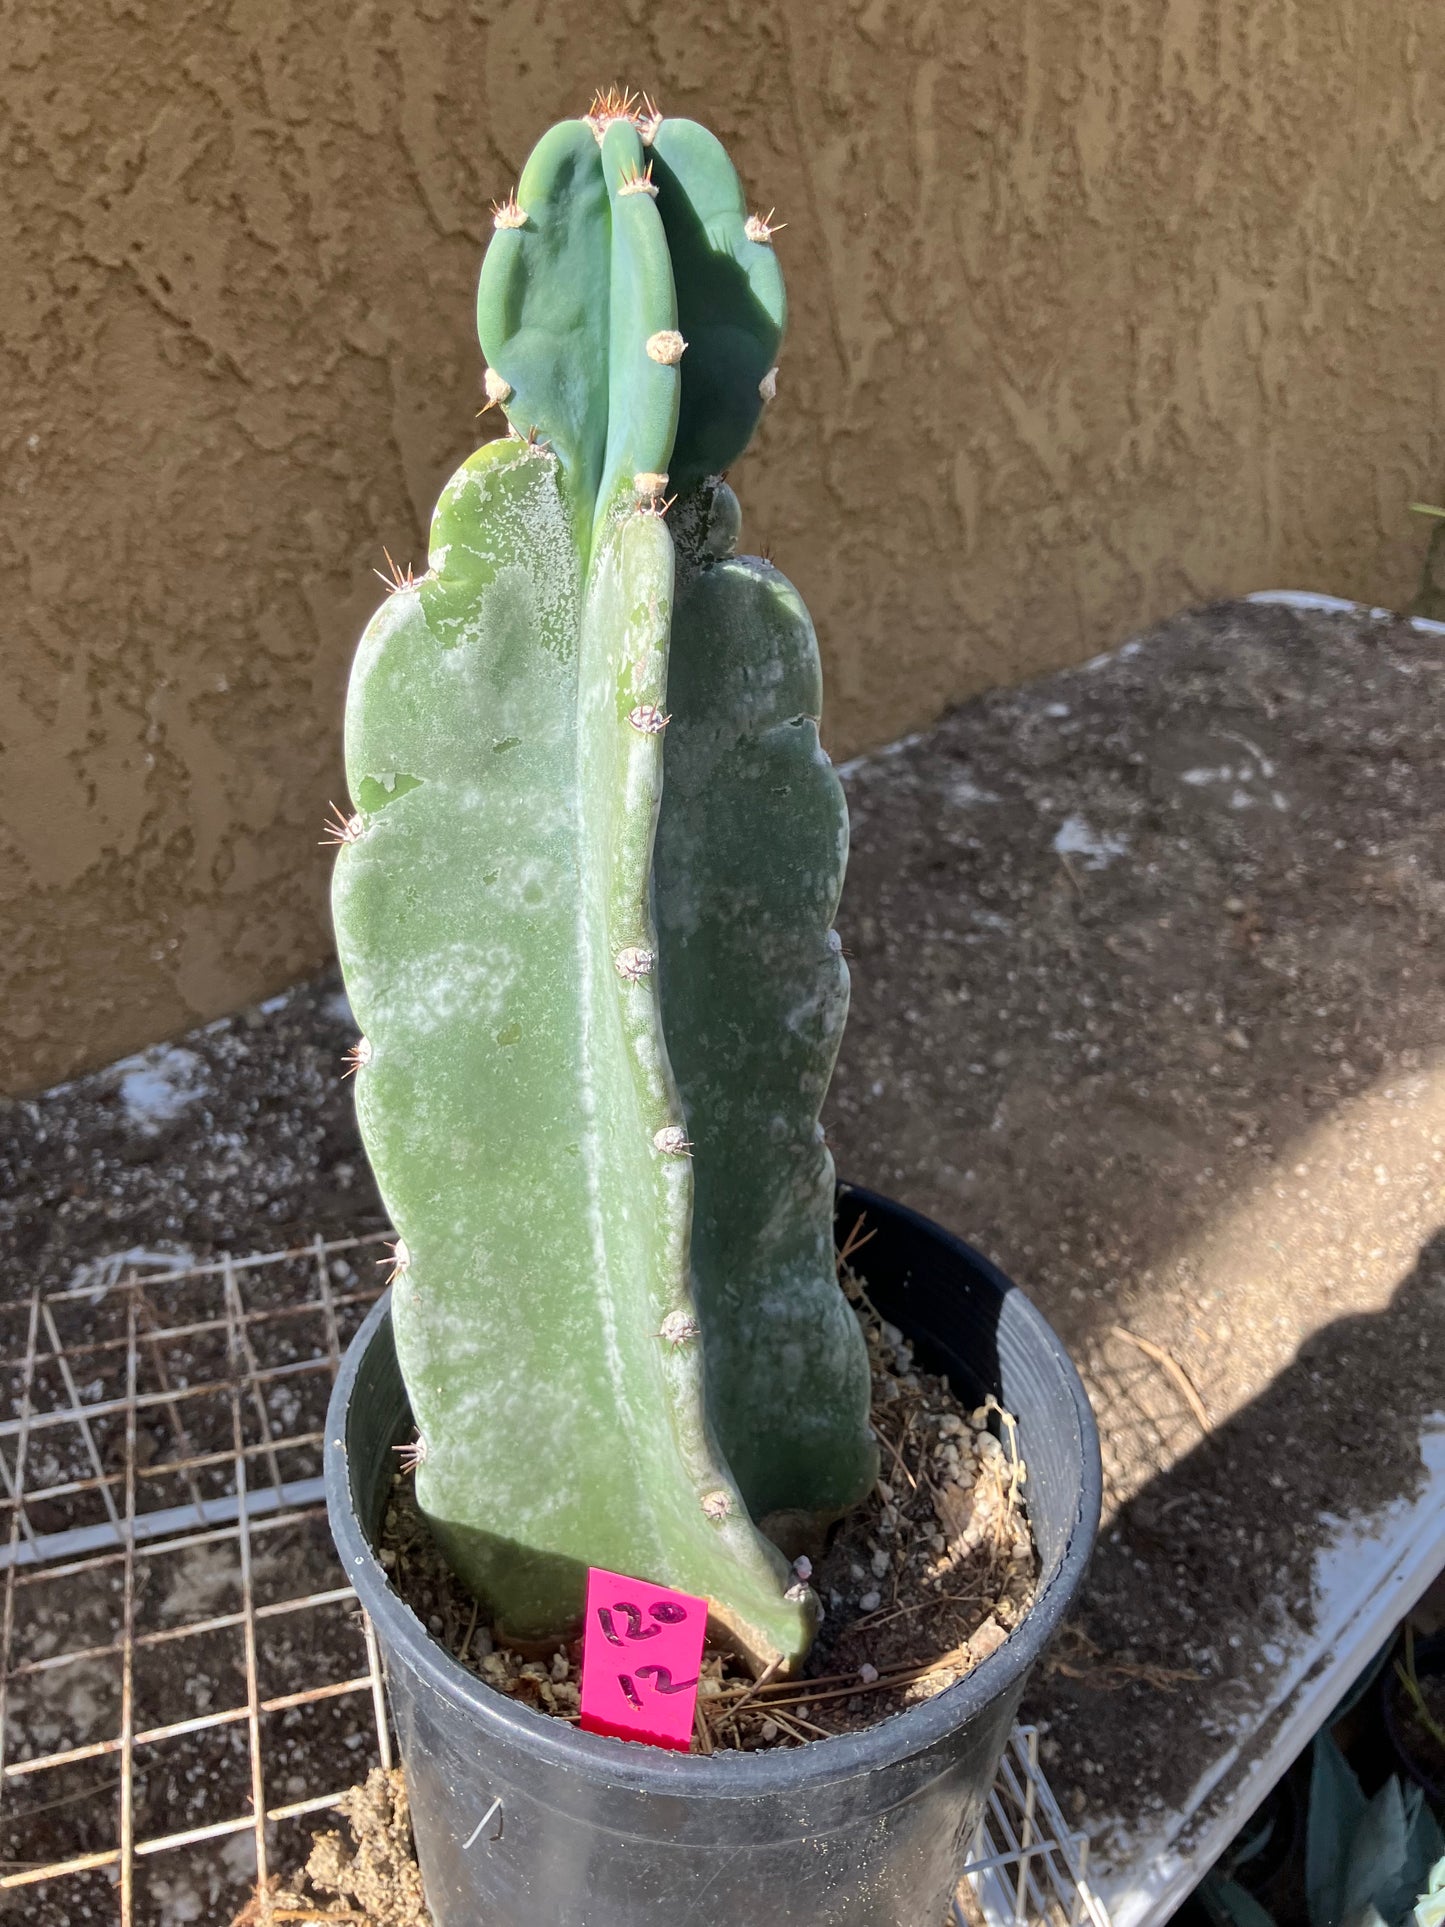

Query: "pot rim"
<box><xmin>326</xmin><ymin>1183</ymin><xmax>1102</xmax><ymax>1798</ymax></box>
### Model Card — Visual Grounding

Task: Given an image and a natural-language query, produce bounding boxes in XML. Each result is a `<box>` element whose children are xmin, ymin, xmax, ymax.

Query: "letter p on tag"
<box><xmin>579</xmin><ymin>1566</ymin><xmax>707</xmax><ymax>1752</ymax></box>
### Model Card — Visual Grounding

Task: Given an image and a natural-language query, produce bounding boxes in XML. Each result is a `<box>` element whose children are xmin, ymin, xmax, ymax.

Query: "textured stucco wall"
<box><xmin>4</xmin><ymin>0</ymin><xmax>1443</xmax><ymax>1094</ymax></box>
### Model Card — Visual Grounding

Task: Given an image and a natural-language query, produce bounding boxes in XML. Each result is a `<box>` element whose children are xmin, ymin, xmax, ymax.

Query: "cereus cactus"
<box><xmin>330</xmin><ymin>89</ymin><xmax>875</xmax><ymax>1673</ymax></box>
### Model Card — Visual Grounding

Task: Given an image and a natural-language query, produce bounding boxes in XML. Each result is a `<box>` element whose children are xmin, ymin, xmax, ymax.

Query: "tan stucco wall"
<box><xmin>4</xmin><ymin>0</ymin><xmax>1443</xmax><ymax>1094</ymax></box>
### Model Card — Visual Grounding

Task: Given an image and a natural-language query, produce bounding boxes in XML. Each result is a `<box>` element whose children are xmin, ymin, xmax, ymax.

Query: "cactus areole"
<box><xmin>330</xmin><ymin>91</ymin><xmax>876</xmax><ymax>1675</ymax></box>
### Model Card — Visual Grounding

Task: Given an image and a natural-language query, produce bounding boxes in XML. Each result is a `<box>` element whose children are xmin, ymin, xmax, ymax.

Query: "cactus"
<box><xmin>331</xmin><ymin>91</ymin><xmax>874</xmax><ymax>1674</ymax></box>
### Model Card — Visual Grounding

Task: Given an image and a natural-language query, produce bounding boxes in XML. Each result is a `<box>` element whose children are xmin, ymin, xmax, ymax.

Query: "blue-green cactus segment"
<box><xmin>648</xmin><ymin>119</ymin><xmax>786</xmax><ymax>494</ymax></box>
<box><xmin>475</xmin><ymin>121</ymin><xmax>611</xmax><ymax>525</ymax></box>
<box><xmin>337</xmin><ymin>103</ymin><xmax>869</xmax><ymax>1669</ymax></box>
<box><xmin>594</xmin><ymin>119</ymin><xmax>681</xmax><ymax>546</ymax></box>
<box><xmin>333</xmin><ymin>439</ymin><xmax>815</xmax><ymax>1666</ymax></box>
<box><xmin>657</xmin><ymin>484</ymin><xmax>877</xmax><ymax>1539</ymax></box>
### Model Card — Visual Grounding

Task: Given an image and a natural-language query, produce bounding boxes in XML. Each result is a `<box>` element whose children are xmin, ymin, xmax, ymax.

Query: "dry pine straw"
<box><xmin>381</xmin><ymin>1263</ymin><xmax>1038</xmax><ymax>1753</ymax></box>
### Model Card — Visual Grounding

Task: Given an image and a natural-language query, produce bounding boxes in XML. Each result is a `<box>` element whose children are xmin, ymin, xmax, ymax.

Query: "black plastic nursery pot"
<box><xmin>1382</xmin><ymin>1631</ymin><xmax>1445</xmax><ymax>1805</ymax></box>
<box><xmin>326</xmin><ymin>1185</ymin><xmax>1102</xmax><ymax>1926</ymax></box>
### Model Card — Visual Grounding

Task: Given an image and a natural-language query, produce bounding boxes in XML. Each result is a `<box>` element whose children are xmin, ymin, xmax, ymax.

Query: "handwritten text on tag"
<box><xmin>578</xmin><ymin>1566</ymin><xmax>707</xmax><ymax>1752</ymax></box>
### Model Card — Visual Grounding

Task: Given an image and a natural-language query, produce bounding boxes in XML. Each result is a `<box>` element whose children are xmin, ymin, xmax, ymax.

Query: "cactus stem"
<box><xmin>342</xmin><ymin>1037</ymin><xmax>373</xmax><ymax>1078</ymax></box>
<box><xmin>393</xmin><ymin>1432</ymin><xmax>428</xmax><ymax>1474</ymax></box>
<box><xmin>490</xmin><ymin>192</ymin><xmax>527</xmax><ymax>231</ymax></box>
<box><xmin>652</xmin><ymin>1124</ymin><xmax>693</xmax><ymax>1157</ymax></box>
<box><xmin>378</xmin><ymin>1237</ymin><xmax>411</xmax><ymax>1285</ymax></box>
<box><xmin>320</xmin><ymin>802</ymin><xmax>366</xmax><ymax>848</ymax></box>
<box><xmin>759</xmin><ymin>366</ymin><xmax>779</xmax><ymax>403</ymax></box>
<box><xmin>658</xmin><ymin>1309</ymin><xmax>702</xmax><ymax>1347</ymax></box>
<box><xmin>627</xmin><ymin>703</ymin><xmax>671</xmax><ymax>734</ymax></box>
<box><xmin>701</xmin><ymin>1489</ymin><xmax>734</xmax><ymax>1522</ymax></box>
<box><xmin>374</xmin><ymin>547</ymin><xmax>418</xmax><ymax>594</ymax></box>
<box><xmin>614</xmin><ymin>945</ymin><xmax>656</xmax><ymax>981</ymax></box>
<box><xmin>617</xmin><ymin>160</ymin><xmax>658</xmax><ymax>199</ymax></box>
<box><xmin>646</xmin><ymin>330</ymin><xmax>687</xmax><ymax>366</ymax></box>
<box><xmin>744</xmin><ymin>209</ymin><xmax>786</xmax><ymax>244</ymax></box>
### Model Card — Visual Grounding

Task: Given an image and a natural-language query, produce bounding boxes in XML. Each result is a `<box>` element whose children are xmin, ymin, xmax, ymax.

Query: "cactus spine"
<box><xmin>331</xmin><ymin>92</ymin><xmax>874</xmax><ymax>1673</ymax></box>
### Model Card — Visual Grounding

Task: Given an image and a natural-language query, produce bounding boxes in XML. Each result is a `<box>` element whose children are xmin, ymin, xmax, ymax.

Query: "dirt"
<box><xmin>235</xmin><ymin>1768</ymin><xmax>430</xmax><ymax>1926</ymax></box>
<box><xmin>828</xmin><ymin>596</ymin><xmax>1445</xmax><ymax>1843</ymax></box>
<box><xmin>3</xmin><ymin>596</ymin><xmax>1443</xmax><ymax>1877</ymax></box>
<box><xmin>381</xmin><ymin>1268</ymin><xmax>1036</xmax><ymax>1752</ymax></box>
<box><xmin>0</xmin><ymin>977</ymin><xmax>387</xmax><ymax>1308</ymax></box>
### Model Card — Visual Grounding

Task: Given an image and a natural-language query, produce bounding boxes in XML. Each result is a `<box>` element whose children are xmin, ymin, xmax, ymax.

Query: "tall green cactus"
<box><xmin>331</xmin><ymin>91</ymin><xmax>874</xmax><ymax>1674</ymax></box>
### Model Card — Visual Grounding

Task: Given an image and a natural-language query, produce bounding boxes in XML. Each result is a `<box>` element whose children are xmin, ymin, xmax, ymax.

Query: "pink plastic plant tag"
<box><xmin>578</xmin><ymin>1566</ymin><xmax>708</xmax><ymax>1752</ymax></box>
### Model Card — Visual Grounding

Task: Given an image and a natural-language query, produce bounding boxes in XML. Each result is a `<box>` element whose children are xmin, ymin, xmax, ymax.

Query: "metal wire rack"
<box><xmin>0</xmin><ymin>1235</ymin><xmax>392</xmax><ymax>1923</ymax></box>
<box><xmin>958</xmin><ymin>1727</ymin><xmax>1113</xmax><ymax>1927</ymax></box>
<box><xmin>0</xmin><ymin>1236</ymin><xmax>1109</xmax><ymax>1927</ymax></box>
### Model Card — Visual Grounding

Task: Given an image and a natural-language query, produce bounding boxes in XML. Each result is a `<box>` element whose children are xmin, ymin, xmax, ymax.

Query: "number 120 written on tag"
<box><xmin>578</xmin><ymin>1566</ymin><xmax>708</xmax><ymax>1751</ymax></box>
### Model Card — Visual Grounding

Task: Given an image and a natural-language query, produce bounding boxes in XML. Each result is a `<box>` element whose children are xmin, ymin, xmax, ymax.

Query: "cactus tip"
<box><xmin>701</xmin><ymin>1489</ymin><xmax>734</xmax><ymax>1522</ymax></box>
<box><xmin>320</xmin><ymin>802</ymin><xmax>366</xmax><ymax>848</ymax></box>
<box><xmin>482</xmin><ymin>367</ymin><xmax>513</xmax><ymax>409</ymax></box>
<box><xmin>744</xmin><ymin>208</ymin><xmax>786</xmax><ymax>245</ymax></box>
<box><xmin>637</xmin><ymin>91</ymin><xmax>663</xmax><ymax>143</ymax></box>
<box><xmin>617</xmin><ymin>160</ymin><xmax>658</xmax><ymax>199</ymax></box>
<box><xmin>632</xmin><ymin>472</ymin><xmax>675</xmax><ymax>518</ymax></box>
<box><xmin>759</xmin><ymin>366</ymin><xmax>779</xmax><ymax>404</ymax></box>
<box><xmin>378</xmin><ymin>1237</ymin><xmax>411</xmax><ymax>1285</ymax></box>
<box><xmin>393</xmin><ymin>1431</ymin><xmax>428</xmax><ymax>1474</ymax></box>
<box><xmin>628</xmin><ymin>702</ymin><xmax>671</xmax><ymax>735</ymax></box>
<box><xmin>614</xmin><ymin>945</ymin><xmax>656</xmax><ymax>982</ymax></box>
<box><xmin>658</xmin><ymin>1309</ymin><xmax>701</xmax><ymax>1347</ymax></box>
<box><xmin>652</xmin><ymin>1124</ymin><xmax>692</xmax><ymax>1157</ymax></box>
<box><xmin>491</xmin><ymin>191</ymin><xmax>527</xmax><ymax>231</ymax></box>
<box><xmin>374</xmin><ymin>546</ymin><xmax>418</xmax><ymax>595</ymax></box>
<box><xmin>585</xmin><ymin>85</ymin><xmax>661</xmax><ymax>143</ymax></box>
<box><xmin>342</xmin><ymin>1037</ymin><xmax>373</xmax><ymax>1078</ymax></box>
<box><xmin>646</xmin><ymin>329</ymin><xmax>687</xmax><ymax>367</ymax></box>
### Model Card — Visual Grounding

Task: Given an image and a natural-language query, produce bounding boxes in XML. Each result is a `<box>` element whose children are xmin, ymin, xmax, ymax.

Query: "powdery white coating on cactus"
<box><xmin>652</xmin><ymin>1124</ymin><xmax>692</xmax><ymax>1156</ymax></box>
<box><xmin>759</xmin><ymin>366</ymin><xmax>779</xmax><ymax>403</ymax></box>
<box><xmin>628</xmin><ymin>703</ymin><xmax>670</xmax><ymax>734</ymax></box>
<box><xmin>659</xmin><ymin>1309</ymin><xmax>701</xmax><ymax>1346</ymax></box>
<box><xmin>614</xmin><ymin>945</ymin><xmax>656</xmax><ymax>981</ymax></box>
<box><xmin>646</xmin><ymin>330</ymin><xmax>687</xmax><ymax>366</ymax></box>
<box><xmin>483</xmin><ymin>367</ymin><xmax>513</xmax><ymax>405</ymax></box>
<box><xmin>364</xmin><ymin>939</ymin><xmax>520</xmax><ymax>1038</ymax></box>
<box><xmin>701</xmin><ymin>1489</ymin><xmax>734</xmax><ymax>1522</ymax></box>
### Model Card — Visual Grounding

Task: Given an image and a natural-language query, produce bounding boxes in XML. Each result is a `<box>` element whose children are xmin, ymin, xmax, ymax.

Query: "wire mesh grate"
<box><xmin>957</xmin><ymin>1726</ymin><xmax>1113</xmax><ymax>1927</ymax></box>
<box><xmin>0</xmin><ymin>1235</ymin><xmax>391</xmax><ymax>1924</ymax></box>
<box><xmin>0</xmin><ymin>1237</ymin><xmax>1108</xmax><ymax>1927</ymax></box>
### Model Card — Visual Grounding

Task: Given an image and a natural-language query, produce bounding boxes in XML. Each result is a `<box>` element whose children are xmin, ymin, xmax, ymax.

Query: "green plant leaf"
<box><xmin>1413</xmin><ymin>1854</ymin><xmax>1445</xmax><ymax>1927</ymax></box>
<box><xmin>1199</xmin><ymin>1873</ymin><xmax>1280</xmax><ymax>1927</ymax></box>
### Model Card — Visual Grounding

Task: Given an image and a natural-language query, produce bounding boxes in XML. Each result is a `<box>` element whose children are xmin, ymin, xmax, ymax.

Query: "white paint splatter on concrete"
<box><xmin>114</xmin><ymin>1047</ymin><xmax>208</xmax><ymax>1128</ymax></box>
<box><xmin>1052</xmin><ymin>813</ymin><xmax>1129</xmax><ymax>869</ymax></box>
